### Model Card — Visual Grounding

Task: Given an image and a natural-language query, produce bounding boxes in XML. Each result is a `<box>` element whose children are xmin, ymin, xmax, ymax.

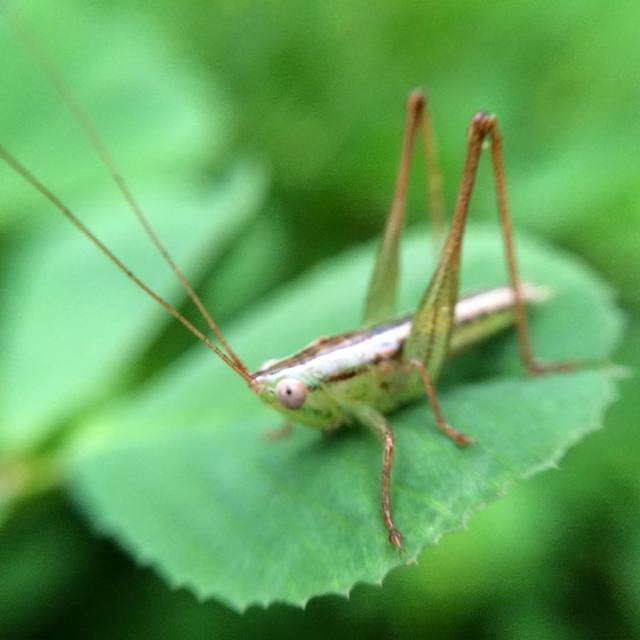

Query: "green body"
<box><xmin>253</xmin><ymin>284</ymin><xmax>545</xmax><ymax>429</ymax></box>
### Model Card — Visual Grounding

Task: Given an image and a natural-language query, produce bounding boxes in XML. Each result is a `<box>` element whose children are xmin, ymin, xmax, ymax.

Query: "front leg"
<box><xmin>348</xmin><ymin>403</ymin><xmax>403</xmax><ymax>551</ymax></box>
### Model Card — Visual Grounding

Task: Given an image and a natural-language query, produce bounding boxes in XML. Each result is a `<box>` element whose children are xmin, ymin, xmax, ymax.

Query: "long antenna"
<box><xmin>5</xmin><ymin>7</ymin><xmax>250</xmax><ymax>378</ymax></box>
<box><xmin>0</xmin><ymin>145</ymin><xmax>253</xmax><ymax>384</ymax></box>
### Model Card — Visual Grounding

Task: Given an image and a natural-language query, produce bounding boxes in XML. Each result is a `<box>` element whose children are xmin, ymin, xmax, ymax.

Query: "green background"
<box><xmin>1</xmin><ymin>0</ymin><xmax>638</xmax><ymax>637</ymax></box>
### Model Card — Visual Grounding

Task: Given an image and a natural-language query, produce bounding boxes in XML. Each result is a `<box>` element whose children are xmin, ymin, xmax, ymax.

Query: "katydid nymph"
<box><xmin>0</xmin><ymin>21</ymin><xmax>574</xmax><ymax>550</ymax></box>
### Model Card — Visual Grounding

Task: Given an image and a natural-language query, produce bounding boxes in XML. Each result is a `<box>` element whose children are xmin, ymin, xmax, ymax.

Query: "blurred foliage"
<box><xmin>0</xmin><ymin>0</ymin><xmax>638</xmax><ymax>638</ymax></box>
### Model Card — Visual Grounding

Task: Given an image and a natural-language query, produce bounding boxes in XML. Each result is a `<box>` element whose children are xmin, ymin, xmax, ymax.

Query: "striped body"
<box><xmin>253</xmin><ymin>284</ymin><xmax>547</xmax><ymax>429</ymax></box>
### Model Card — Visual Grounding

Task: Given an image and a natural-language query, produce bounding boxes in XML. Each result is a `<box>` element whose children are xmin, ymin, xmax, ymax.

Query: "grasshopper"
<box><xmin>0</xmin><ymin>18</ymin><xmax>571</xmax><ymax>550</ymax></box>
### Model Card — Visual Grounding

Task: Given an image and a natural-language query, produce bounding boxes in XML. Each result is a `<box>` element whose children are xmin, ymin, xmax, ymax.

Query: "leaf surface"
<box><xmin>0</xmin><ymin>1</ymin><xmax>229</xmax><ymax>227</ymax></box>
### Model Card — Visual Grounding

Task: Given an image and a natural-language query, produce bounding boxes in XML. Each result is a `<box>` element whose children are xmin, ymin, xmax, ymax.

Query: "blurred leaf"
<box><xmin>0</xmin><ymin>162</ymin><xmax>267</xmax><ymax>454</ymax></box>
<box><xmin>150</xmin><ymin>0</ymin><xmax>640</xmax><ymax>240</ymax></box>
<box><xmin>0</xmin><ymin>0</ymin><xmax>230</xmax><ymax>227</ymax></box>
<box><xmin>201</xmin><ymin>210</ymin><xmax>294</xmax><ymax>321</ymax></box>
<box><xmin>67</xmin><ymin>227</ymin><xmax>622</xmax><ymax>609</ymax></box>
<box><xmin>0</xmin><ymin>0</ymin><xmax>270</xmax><ymax>457</ymax></box>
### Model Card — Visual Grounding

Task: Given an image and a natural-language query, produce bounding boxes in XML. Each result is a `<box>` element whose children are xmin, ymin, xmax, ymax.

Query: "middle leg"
<box><xmin>409</xmin><ymin>358</ymin><xmax>473</xmax><ymax>446</ymax></box>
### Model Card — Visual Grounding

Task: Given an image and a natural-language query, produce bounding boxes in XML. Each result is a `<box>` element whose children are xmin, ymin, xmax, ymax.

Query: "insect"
<box><xmin>1</xmin><ymin>16</ymin><xmax>572</xmax><ymax>551</ymax></box>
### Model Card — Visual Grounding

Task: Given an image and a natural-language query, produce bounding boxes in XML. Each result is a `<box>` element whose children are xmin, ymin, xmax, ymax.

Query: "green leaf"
<box><xmin>0</xmin><ymin>0</ymin><xmax>269</xmax><ymax>455</ymax></box>
<box><xmin>68</xmin><ymin>226</ymin><xmax>623</xmax><ymax>609</ymax></box>
<box><xmin>0</xmin><ymin>1</ymin><xmax>230</xmax><ymax>227</ymax></box>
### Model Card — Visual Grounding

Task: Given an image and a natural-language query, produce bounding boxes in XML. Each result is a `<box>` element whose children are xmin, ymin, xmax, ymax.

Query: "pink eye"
<box><xmin>275</xmin><ymin>378</ymin><xmax>307</xmax><ymax>409</ymax></box>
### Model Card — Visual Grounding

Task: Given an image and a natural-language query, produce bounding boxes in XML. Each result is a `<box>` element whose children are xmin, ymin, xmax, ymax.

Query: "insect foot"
<box><xmin>388</xmin><ymin>527</ymin><xmax>403</xmax><ymax>551</ymax></box>
<box><xmin>445</xmin><ymin>426</ymin><xmax>474</xmax><ymax>447</ymax></box>
<box><xmin>263</xmin><ymin>420</ymin><xmax>294</xmax><ymax>441</ymax></box>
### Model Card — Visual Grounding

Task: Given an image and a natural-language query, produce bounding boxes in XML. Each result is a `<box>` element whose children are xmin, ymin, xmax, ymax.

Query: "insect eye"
<box><xmin>275</xmin><ymin>378</ymin><xmax>307</xmax><ymax>409</ymax></box>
